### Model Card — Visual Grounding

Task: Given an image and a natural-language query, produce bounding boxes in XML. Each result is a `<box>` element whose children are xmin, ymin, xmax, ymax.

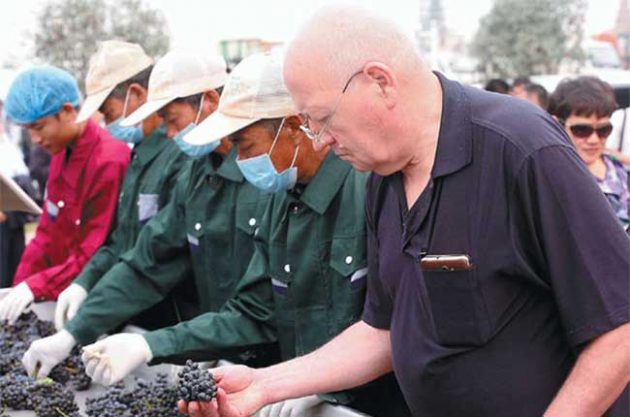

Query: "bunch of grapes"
<box><xmin>177</xmin><ymin>360</ymin><xmax>218</xmax><ymax>402</ymax></box>
<box><xmin>0</xmin><ymin>373</ymin><xmax>34</xmax><ymax>410</ymax></box>
<box><xmin>84</xmin><ymin>374</ymin><xmax>183</xmax><ymax>417</ymax></box>
<box><xmin>29</xmin><ymin>378</ymin><xmax>80</xmax><ymax>417</ymax></box>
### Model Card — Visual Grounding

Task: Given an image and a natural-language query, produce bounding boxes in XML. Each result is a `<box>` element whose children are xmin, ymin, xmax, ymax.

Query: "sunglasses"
<box><xmin>564</xmin><ymin>122</ymin><xmax>613</xmax><ymax>140</ymax></box>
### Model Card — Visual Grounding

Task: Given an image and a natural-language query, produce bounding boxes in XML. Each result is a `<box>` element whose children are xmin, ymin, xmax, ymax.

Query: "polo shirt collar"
<box><xmin>133</xmin><ymin>125</ymin><xmax>170</xmax><ymax>165</ymax></box>
<box><xmin>300</xmin><ymin>152</ymin><xmax>351</xmax><ymax>215</ymax></box>
<box><xmin>216</xmin><ymin>146</ymin><xmax>245</xmax><ymax>183</ymax></box>
<box><xmin>431</xmin><ymin>72</ymin><xmax>473</xmax><ymax>179</ymax></box>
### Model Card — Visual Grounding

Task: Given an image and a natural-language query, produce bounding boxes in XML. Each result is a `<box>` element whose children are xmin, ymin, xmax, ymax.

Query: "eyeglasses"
<box><xmin>299</xmin><ymin>70</ymin><xmax>362</xmax><ymax>143</ymax></box>
<box><xmin>564</xmin><ymin>122</ymin><xmax>613</xmax><ymax>140</ymax></box>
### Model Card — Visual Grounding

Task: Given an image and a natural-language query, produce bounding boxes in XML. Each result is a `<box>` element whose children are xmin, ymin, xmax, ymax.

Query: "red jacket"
<box><xmin>13</xmin><ymin>120</ymin><xmax>130</xmax><ymax>300</ymax></box>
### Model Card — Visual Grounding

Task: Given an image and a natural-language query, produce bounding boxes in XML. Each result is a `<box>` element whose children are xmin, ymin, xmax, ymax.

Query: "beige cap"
<box><xmin>76</xmin><ymin>40</ymin><xmax>153</xmax><ymax>123</ymax></box>
<box><xmin>183</xmin><ymin>51</ymin><xmax>296</xmax><ymax>146</ymax></box>
<box><xmin>121</xmin><ymin>50</ymin><xmax>227</xmax><ymax>127</ymax></box>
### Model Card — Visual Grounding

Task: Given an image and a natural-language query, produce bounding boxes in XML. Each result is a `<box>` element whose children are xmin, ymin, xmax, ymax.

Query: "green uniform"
<box><xmin>74</xmin><ymin>126</ymin><xmax>187</xmax><ymax>291</ymax></box>
<box><xmin>143</xmin><ymin>153</ymin><xmax>409</xmax><ymax>416</ymax></box>
<box><xmin>65</xmin><ymin>148</ymin><xmax>269</xmax><ymax>346</ymax></box>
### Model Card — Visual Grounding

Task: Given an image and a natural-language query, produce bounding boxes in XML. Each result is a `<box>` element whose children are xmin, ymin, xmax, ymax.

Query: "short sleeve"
<box><xmin>511</xmin><ymin>145</ymin><xmax>630</xmax><ymax>347</ymax></box>
<box><xmin>361</xmin><ymin>175</ymin><xmax>394</xmax><ymax>329</ymax></box>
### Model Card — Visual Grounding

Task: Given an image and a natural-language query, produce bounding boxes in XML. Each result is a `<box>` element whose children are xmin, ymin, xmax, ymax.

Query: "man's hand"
<box><xmin>54</xmin><ymin>283</ymin><xmax>88</xmax><ymax>331</ymax></box>
<box><xmin>0</xmin><ymin>211</ymin><xmax>7</xmax><ymax>223</ymax></box>
<box><xmin>257</xmin><ymin>395</ymin><xmax>323</xmax><ymax>417</ymax></box>
<box><xmin>178</xmin><ymin>365</ymin><xmax>267</xmax><ymax>417</ymax></box>
<box><xmin>81</xmin><ymin>333</ymin><xmax>153</xmax><ymax>385</ymax></box>
<box><xmin>0</xmin><ymin>282</ymin><xmax>34</xmax><ymax>324</ymax></box>
<box><xmin>22</xmin><ymin>330</ymin><xmax>76</xmax><ymax>379</ymax></box>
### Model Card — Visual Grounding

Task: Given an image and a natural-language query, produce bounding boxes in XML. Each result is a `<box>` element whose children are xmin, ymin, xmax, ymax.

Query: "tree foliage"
<box><xmin>33</xmin><ymin>0</ymin><xmax>169</xmax><ymax>90</ymax></box>
<box><xmin>472</xmin><ymin>0</ymin><xmax>587</xmax><ymax>79</ymax></box>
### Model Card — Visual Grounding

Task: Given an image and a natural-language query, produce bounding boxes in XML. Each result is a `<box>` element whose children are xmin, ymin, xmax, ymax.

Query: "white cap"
<box><xmin>76</xmin><ymin>40</ymin><xmax>153</xmax><ymax>123</ymax></box>
<box><xmin>121</xmin><ymin>50</ymin><xmax>228</xmax><ymax>127</ymax></box>
<box><xmin>183</xmin><ymin>51</ymin><xmax>296</xmax><ymax>146</ymax></box>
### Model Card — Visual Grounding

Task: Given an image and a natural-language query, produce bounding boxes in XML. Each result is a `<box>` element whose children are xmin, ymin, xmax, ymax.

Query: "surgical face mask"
<box><xmin>173</xmin><ymin>95</ymin><xmax>219</xmax><ymax>159</ymax></box>
<box><xmin>106</xmin><ymin>88</ymin><xmax>144</xmax><ymax>144</ymax></box>
<box><xmin>236</xmin><ymin>118</ymin><xmax>300</xmax><ymax>193</ymax></box>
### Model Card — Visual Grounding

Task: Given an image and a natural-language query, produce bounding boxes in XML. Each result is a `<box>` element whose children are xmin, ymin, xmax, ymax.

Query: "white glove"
<box><xmin>81</xmin><ymin>333</ymin><xmax>153</xmax><ymax>386</ymax></box>
<box><xmin>257</xmin><ymin>395</ymin><xmax>323</xmax><ymax>417</ymax></box>
<box><xmin>54</xmin><ymin>283</ymin><xmax>88</xmax><ymax>331</ymax></box>
<box><xmin>22</xmin><ymin>330</ymin><xmax>77</xmax><ymax>379</ymax></box>
<box><xmin>0</xmin><ymin>282</ymin><xmax>34</xmax><ymax>324</ymax></box>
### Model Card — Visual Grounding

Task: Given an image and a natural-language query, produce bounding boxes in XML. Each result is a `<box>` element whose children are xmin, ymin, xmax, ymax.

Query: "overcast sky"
<box><xmin>0</xmin><ymin>0</ymin><xmax>624</xmax><ymax>68</ymax></box>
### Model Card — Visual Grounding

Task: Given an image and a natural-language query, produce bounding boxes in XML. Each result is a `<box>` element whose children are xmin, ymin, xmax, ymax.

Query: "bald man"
<box><xmin>179</xmin><ymin>5</ymin><xmax>630</xmax><ymax>417</ymax></box>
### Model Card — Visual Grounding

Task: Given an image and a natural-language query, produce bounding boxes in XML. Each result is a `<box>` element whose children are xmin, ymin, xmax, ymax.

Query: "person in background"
<box><xmin>0</xmin><ymin>100</ymin><xmax>37</xmax><ymax>288</ymax></box>
<box><xmin>484</xmin><ymin>78</ymin><xmax>509</xmax><ymax>94</ymax></box>
<box><xmin>524</xmin><ymin>82</ymin><xmax>549</xmax><ymax>110</ymax></box>
<box><xmin>510</xmin><ymin>75</ymin><xmax>531</xmax><ymax>98</ymax></box>
<box><xmin>608</xmin><ymin>105</ymin><xmax>630</xmax><ymax>167</ymax></box>
<box><xmin>549</xmin><ymin>76</ymin><xmax>629</xmax><ymax>229</ymax></box>
<box><xmin>51</xmin><ymin>40</ymin><xmax>189</xmax><ymax>335</ymax></box>
<box><xmin>0</xmin><ymin>66</ymin><xmax>130</xmax><ymax>323</ymax></box>
<box><xmin>21</xmin><ymin>50</ymin><xmax>274</xmax><ymax>381</ymax></box>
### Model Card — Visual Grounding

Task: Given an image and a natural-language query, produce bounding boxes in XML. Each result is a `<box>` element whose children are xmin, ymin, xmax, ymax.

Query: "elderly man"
<box><xmin>180</xmin><ymin>5</ymin><xmax>630</xmax><ymax>417</ymax></box>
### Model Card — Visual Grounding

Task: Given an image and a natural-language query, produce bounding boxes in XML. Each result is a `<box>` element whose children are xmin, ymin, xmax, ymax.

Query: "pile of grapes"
<box><xmin>84</xmin><ymin>374</ymin><xmax>183</xmax><ymax>417</ymax></box>
<box><xmin>0</xmin><ymin>312</ymin><xmax>90</xmax><ymax>415</ymax></box>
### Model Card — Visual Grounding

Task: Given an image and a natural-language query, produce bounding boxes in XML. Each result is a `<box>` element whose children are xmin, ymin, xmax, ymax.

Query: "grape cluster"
<box><xmin>177</xmin><ymin>360</ymin><xmax>218</xmax><ymax>402</ymax></box>
<box><xmin>29</xmin><ymin>378</ymin><xmax>81</xmax><ymax>417</ymax></box>
<box><xmin>84</xmin><ymin>374</ymin><xmax>183</xmax><ymax>417</ymax></box>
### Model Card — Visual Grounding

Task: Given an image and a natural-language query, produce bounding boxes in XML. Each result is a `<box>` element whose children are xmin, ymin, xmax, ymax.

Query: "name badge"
<box><xmin>138</xmin><ymin>194</ymin><xmax>159</xmax><ymax>223</ymax></box>
<box><xmin>46</xmin><ymin>200</ymin><xmax>59</xmax><ymax>221</ymax></box>
<box><xmin>187</xmin><ymin>233</ymin><xmax>199</xmax><ymax>250</ymax></box>
<box><xmin>271</xmin><ymin>278</ymin><xmax>288</xmax><ymax>296</ymax></box>
<box><xmin>350</xmin><ymin>267</ymin><xmax>368</xmax><ymax>289</ymax></box>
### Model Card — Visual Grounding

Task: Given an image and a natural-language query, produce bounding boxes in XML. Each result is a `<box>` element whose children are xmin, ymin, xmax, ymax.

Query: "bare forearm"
<box><xmin>256</xmin><ymin>321</ymin><xmax>393</xmax><ymax>404</ymax></box>
<box><xmin>545</xmin><ymin>323</ymin><xmax>630</xmax><ymax>417</ymax></box>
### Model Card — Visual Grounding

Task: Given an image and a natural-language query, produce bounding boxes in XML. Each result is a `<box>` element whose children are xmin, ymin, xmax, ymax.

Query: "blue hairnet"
<box><xmin>4</xmin><ymin>66</ymin><xmax>81</xmax><ymax>124</ymax></box>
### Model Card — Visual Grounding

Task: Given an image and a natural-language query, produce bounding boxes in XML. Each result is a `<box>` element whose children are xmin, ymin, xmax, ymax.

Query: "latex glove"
<box><xmin>22</xmin><ymin>330</ymin><xmax>77</xmax><ymax>379</ymax></box>
<box><xmin>82</xmin><ymin>333</ymin><xmax>152</xmax><ymax>385</ymax></box>
<box><xmin>54</xmin><ymin>283</ymin><xmax>88</xmax><ymax>331</ymax></box>
<box><xmin>257</xmin><ymin>395</ymin><xmax>323</xmax><ymax>417</ymax></box>
<box><xmin>0</xmin><ymin>282</ymin><xmax>34</xmax><ymax>324</ymax></box>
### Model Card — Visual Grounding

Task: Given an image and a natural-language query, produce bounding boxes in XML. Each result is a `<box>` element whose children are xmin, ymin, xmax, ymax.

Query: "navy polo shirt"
<box><xmin>362</xmin><ymin>73</ymin><xmax>630</xmax><ymax>417</ymax></box>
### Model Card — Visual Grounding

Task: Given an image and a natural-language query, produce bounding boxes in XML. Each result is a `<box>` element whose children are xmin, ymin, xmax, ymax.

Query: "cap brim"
<box><xmin>183</xmin><ymin>111</ymin><xmax>257</xmax><ymax>146</ymax></box>
<box><xmin>121</xmin><ymin>97</ymin><xmax>172</xmax><ymax>127</ymax></box>
<box><xmin>76</xmin><ymin>85</ymin><xmax>116</xmax><ymax>123</ymax></box>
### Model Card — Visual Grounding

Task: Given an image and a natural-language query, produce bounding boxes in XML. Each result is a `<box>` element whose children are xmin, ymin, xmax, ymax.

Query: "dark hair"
<box><xmin>512</xmin><ymin>76</ymin><xmax>531</xmax><ymax>88</ymax></box>
<box><xmin>171</xmin><ymin>86</ymin><xmax>224</xmax><ymax>110</ymax></box>
<box><xmin>107</xmin><ymin>65</ymin><xmax>154</xmax><ymax>100</ymax></box>
<box><xmin>548</xmin><ymin>76</ymin><xmax>617</xmax><ymax>121</ymax></box>
<box><xmin>525</xmin><ymin>83</ymin><xmax>549</xmax><ymax>110</ymax></box>
<box><xmin>259</xmin><ymin>117</ymin><xmax>284</xmax><ymax>136</ymax></box>
<box><xmin>484</xmin><ymin>79</ymin><xmax>510</xmax><ymax>94</ymax></box>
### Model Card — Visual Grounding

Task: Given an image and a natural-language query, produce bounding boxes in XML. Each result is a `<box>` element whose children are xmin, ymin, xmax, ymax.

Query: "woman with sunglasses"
<box><xmin>549</xmin><ymin>76</ymin><xmax>630</xmax><ymax>229</ymax></box>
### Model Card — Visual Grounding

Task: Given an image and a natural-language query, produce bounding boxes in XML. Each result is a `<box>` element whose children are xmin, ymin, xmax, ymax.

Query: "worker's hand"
<box><xmin>81</xmin><ymin>333</ymin><xmax>152</xmax><ymax>385</ymax></box>
<box><xmin>54</xmin><ymin>283</ymin><xmax>88</xmax><ymax>331</ymax></box>
<box><xmin>0</xmin><ymin>211</ymin><xmax>7</xmax><ymax>223</ymax></box>
<box><xmin>257</xmin><ymin>395</ymin><xmax>323</xmax><ymax>417</ymax></box>
<box><xmin>0</xmin><ymin>282</ymin><xmax>34</xmax><ymax>324</ymax></box>
<box><xmin>178</xmin><ymin>365</ymin><xmax>267</xmax><ymax>417</ymax></box>
<box><xmin>22</xmin><ymin>329</ymin><xmax>76</xmax><ymax>379</ymax></box>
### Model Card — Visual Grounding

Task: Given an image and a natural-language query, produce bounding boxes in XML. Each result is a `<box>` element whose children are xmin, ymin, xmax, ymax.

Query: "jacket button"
<box><xmin>195</xmin><ymin>223</ymin><xmax>202</xmax><ymax>231</ymax></box>
<box><xmin>284</xmin><ymin>264</ymin><xmax>291</xmax><ymax>273</ymax></box>
<box><xmin>248</xmin><ymin>218</ymin><xmax>256</xmax><ymax>226</ymax></box>
<box><xmin>345</xmin><ymin>256</ymin><xmax>353</xmax><ymax>264</ymax></box>
<box><xmin>75</xmin><ymin>219</ymin><xmax>81</xmax><ymax>226</ymax></box>
<box><xmin>58</xmin><ymin>200</ymin><xmax>65</xmax><ymax>208</ymax></box>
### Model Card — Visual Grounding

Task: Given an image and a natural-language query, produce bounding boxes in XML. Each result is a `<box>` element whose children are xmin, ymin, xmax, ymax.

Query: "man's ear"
<box><xmin>363</xmin><ymin>62</ymin><xmax>397</xmax><ymax>108</ymax></box>
<box><xmin>128</xmin><ymin>83</ymin><xmax>148</xmax><ymax>102</ymax></box>
<box><xmin>284</xmin><ymin>115</ymin><xmax>303</xmax><ymax>146</ymax></box>
<box><xmin>203</xmin><ymin>90</ymin><xmax>221</xmax><ymax>113</ymax></box>
<box><xmin>59</xmin><ymin>103</ymin><xmax>78</xmax><ymax>122</ymax></box>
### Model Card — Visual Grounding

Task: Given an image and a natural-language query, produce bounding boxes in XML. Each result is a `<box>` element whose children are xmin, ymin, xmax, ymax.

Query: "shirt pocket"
<box><xmin>328</xmin><ymin>236</ymin><xmax>367</xmax><ymax>329</ymax></box>
<box><xmin>138</xmin><ymin>193</ymin><xmax>159</xmax><ymax>224</ymax></box>
<box><xmin>422</xmin><ymin>266</ymin><xmax>489</xmax><ymax>346</ymax></box>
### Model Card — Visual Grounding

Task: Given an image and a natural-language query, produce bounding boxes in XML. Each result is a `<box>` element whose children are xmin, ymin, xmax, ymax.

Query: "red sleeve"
<box><xmin>24</xmin><ymin>160</ymin><xmax>128</xmax><ymax>300</ymax></box>
<box><xmin>12</xmin><ymin>209</ymin><xmax>54</xmax><ymax>285</ymax></box>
